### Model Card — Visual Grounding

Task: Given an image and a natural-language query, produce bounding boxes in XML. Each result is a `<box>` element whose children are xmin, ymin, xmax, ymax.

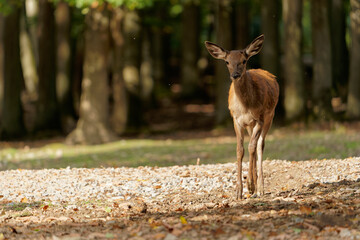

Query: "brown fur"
<box><xmin>229</xmin><ymin>69</ymin><xmax>279</xmax><ymax>119</ymax></box>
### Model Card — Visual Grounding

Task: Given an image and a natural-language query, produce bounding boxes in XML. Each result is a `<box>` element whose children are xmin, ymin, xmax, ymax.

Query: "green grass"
<box><xmin>0</xmin><ymin>129</ymin><xmax>360</xmax><ymax>170</ymax></box>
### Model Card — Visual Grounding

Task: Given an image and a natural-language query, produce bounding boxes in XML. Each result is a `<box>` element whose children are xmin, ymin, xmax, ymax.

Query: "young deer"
<box><xmin>205</xmin><ymin>35</ymin><xmax>279</xmax><ymax>199</ymax></box>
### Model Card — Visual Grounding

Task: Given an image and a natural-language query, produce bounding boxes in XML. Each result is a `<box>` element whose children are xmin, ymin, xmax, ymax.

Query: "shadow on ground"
<box><xmin>1</xmin><ymin>179</ymin><xmax>359</xmax><ymax>239</ymax></box>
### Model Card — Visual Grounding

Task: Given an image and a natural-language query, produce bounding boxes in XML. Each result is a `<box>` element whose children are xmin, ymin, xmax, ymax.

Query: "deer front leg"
<box><xmin>234</xmin><ymin>121</ymin><xmax>244</xmax><ymax>200</ymax></box>
<box><xmin>247</xmin><ymin>123</ymin><xmax>262</xmax><ymax>195</ymax></box>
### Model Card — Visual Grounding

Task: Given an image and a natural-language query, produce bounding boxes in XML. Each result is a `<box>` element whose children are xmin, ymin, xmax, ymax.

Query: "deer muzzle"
<box><xmin>231</xmin><ymin>72</ymin><xmax>241</xmax><ymax>80</ymax></box>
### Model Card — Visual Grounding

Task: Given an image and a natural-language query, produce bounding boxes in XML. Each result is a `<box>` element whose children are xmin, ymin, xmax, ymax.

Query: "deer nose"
<box><xmin>231</xmin><ymin>72</ymin><xmax>241</xmax><ymax>79</ymax></box>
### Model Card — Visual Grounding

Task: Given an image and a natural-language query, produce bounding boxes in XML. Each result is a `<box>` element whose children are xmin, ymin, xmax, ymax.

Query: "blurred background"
<box><xmin>0</xmin><ymin>0</ymin><xmax>359</xmax><ymax>145</ymax></box>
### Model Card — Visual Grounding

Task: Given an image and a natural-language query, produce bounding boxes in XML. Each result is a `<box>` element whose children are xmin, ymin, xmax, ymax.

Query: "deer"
<box><xmin>205</xmin><ymin>35</ymin><xmax>279</xmax><ymax>199</ymax></box>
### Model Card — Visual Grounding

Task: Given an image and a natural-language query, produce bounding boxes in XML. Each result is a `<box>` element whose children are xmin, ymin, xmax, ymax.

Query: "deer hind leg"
<box><xmin>247</xmin><ymin>123</ymin><xmax>262</xmax><ymax>195</ymax></box>
<box><xmin>256</xmin><ymin>117</ymin><xmax>273</xmax><ymax>196</ymax></box>
<box><xmin>234</xmin><ymin>121</ymin><xmax>244</xmax><ymax>199</ymax></box>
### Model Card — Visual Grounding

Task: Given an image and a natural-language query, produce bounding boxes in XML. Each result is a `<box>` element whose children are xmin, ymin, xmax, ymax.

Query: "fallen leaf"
<box><xmin>299</xmin><ymin>205</ymin><xmax>312</xmax><ymax>215</ymax></box>
<box><xmin>303</xmin><ymin>221</ymin><xmax>320</xmax><ymax>231</ymax></box>
<box><xmin>20</xmin><ymin>197</ymin><xmax>28</xmax><ymax>203</ymax></box>
<box><xmin>42</xmin><ymin>205</ymin><xmax>49</xmax><ymax>211</ymax></box>
<box><xmin>245</xmin><ymin>193</ymin><xmax>251</xmax><ymax>199</ymax></box>
<box><xmin>180</xmin><ymin>216</ymin><xmax>187</xmax><ymax>225</ymax></box>
<box><xmin>175</xmin><ymin>207</ymin><xmax>183</xmax><ymax>212</ymax></box>
<box><xmin>105</xmin><ymin>207</ymin><xmax>111</xmax><ymax>213</ymax></box>
<box><xmin>241</xmin><ymin>229</ymin><xmax>256</xmax><ymax>239</ymax></box>
<box><xmin>154</xmin><ymin>185</ymin><xmax>162</xmax><ymax>189</ymax></box>
<box><xmin>182</xmin><ymin>224</ymin><xmax>192</xmax><ymax>231</ymax></box>
<box><xmin>148</xmin><ymin>218</ymin><xmax>161</xmax><ymax>229</ymax></box>
<box><xmin>105</xmin><ymin>233</ymin><xmax>114</xmax><ymax>238</ymax></box>
<box><xmin>171</xmin><ymin>228</ymin><xmax>183</xmax><ymax>237</ymax></box>
<box><xmin>214</xmin><ymin>227</ymin><xmax>225</xmax><ymax>236</ymax></box>
<box><xmin>154</xmin><ymin>233</ymin><xmax>166</xmax><ymax>239</ymax></box>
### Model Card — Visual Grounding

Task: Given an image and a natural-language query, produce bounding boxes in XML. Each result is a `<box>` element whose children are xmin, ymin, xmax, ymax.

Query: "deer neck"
<box><xmin>233</xmin><ymin>71</ymin><xmax>256</xmax><ymax>109</ymax></box>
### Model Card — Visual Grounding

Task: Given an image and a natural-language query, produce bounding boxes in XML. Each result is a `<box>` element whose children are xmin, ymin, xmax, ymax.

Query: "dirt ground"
<box><xmin>1</xmin><ymin>160</ymin><xmax>359</xmax><ymax>240</ymax></box>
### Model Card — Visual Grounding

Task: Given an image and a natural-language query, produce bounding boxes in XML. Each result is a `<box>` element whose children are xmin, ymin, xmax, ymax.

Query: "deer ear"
<box><xmin>205</xmin><ymin>41</ymin><xmax>228</xmax><ymax>60</ymax></box>
<box><xmin>245</xmin><ymin>34</ymin><xmax>264</xmax><ymax>58</ymax></box>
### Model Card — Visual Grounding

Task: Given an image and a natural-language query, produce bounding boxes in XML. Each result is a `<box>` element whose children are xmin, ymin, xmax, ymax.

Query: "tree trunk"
<box><xmin>122</xmin><ymin>9</ymin><xmax>143</xmax><ymax>131</ymax></box>
<box><xmin>234</xmin><ymin>0</ymin><xmax>250</xmax><ymax>49</ymax></box>
<box><xmin>215</xmin><ymin>0</ymin><xmax>233</xmax><ymax>125</ymax></box>
<box><xmin>20</xmin><ymin>3</ymin><xmax>38</xmax><ymax>100</ymax></box>
<box><xmin>110</xmin><ymin>7</ymin><xmax>127</xmax><ymax>135</ymax></box>
<box><xmin>55</xmin><ymin>0</ymin><xmax>75</xmax><ymax>133</ymax></box>
<box><xmin>26</xmin><ymin>0</ymin><xmax>39</xmax><ymax>66</ymax></box>
<box><xmin>261</xmin><ymin>0</ymin><xmax>284</xmax><ymax>120</ymax></box>
<box><xmin>152</xmin><ymin>3</ymin><xmax>166</xmax><ymax>99</ymax></box>
<box><xmin>0</xmin><ymin>14</ymin><xmax>4</xmax><ymax>122</ymax></box>
<box><xmin>0</xmin><ymin>6</ymin><xmax>26</xmax><ymax>139</ymax></box>
<box><xmin>346</xmin><ymin>0</ymin><xmax>360</xmax><ymax>119</ymax></box>
<box><xmin>282</xmin><ymin>0</ymin><xmax>305</xmax><ymax>121</ymax></box>
<box><xmin>35</xmin><ymin>0</ymin><xmax>59</xmax><ymax>131</ymax></box>
<box><xmin>311</xmin><ymin>0</ymin><xmax>333</xmax><ymax>119</ymax></box>
<box><xmin>331</xmin><ymin>0</ymin><xmax>349</xmax><ymax>101</ymax></box>
<box><xmin>181</xmin><ymin>2</ymin><xmax>200</xmax><ymax>98</ymax></box>
<box><xmin>66</xmin><ymin>5</ymin><xmax>115</xmax><ymax>145</ymax></box>
<box><xmin>140</xmin><ymin>27</ymin><xmax>154</xmax><ymax>101</ymax></box>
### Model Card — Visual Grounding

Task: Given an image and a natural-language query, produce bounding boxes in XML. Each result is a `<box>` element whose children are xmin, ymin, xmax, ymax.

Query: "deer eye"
<box><xmin>242</xmin><ymin>60</ymin><xmax>246</xmax><ymax>64</ymax></box>
<box><xmin>225</xmin><ymin>61</ymin><xmax>229</xmax><ymax>65</ymax></box>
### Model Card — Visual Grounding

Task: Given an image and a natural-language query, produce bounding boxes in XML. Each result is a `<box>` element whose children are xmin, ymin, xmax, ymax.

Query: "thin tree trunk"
<box><xmin>234</xmin><ymin>0</ymin><xmax>250</xmax><ymax>49</ymax></box>
<box><xmin>25</xmin><ymin>0</ymin><xmax>39</xmax><ymax>67</ymax></box>
<box><xmin>35</xmin><ymin>0</ymin><xmax>59</xmax><ymax>131</ymax></box>
<box><xmin>0</xmin><ymin>6</ymin><xmax>26</xmax><ymax>139</ymax></box>
<box><xmin>122</xmin><ymin>9</ymin><xmax>143</xmax><ymax>131</ymax></box>
<box><xmin>215</xmin><ymin>0</ymin><xmax>233</xmax><ymax>125</ymax></box>
<box><xmin>55</xmin><ymin>0</ymin><xmax>75</xmax><ymax>133</ymax></box>
<box><xmin>261</xmin><ymin>0</ymin><xmax>284</xmax><ymax>120</ymax></box>
<box><xmin>0</xmin><ymin>14</ymin><xmax>4</xmax><ymax>122</ymax></box>
<box><xmin>66</xmin><ymin>5</ymin><xmax>115</xmax><ymax>145</ymax></box>
<box><xmin>140</xmin><ymin>27</ymin><xmax>154</xmax><ymax>101</ymax></box>
<box><xmin>311</xmin><ymin>0</ymin><xmax>333</xmax><ymax>119</ymax></box>
<box><xmin>20</xmin><ymin>3</ymin><xmax>38</xmax><ymax>100</ymax></box>
<box><xmin>331</xmin><ymin>0</ymin><xmax>349</xmax><ymax>101</ymax></box>
<box><xmin>110</xmin><ymin>7</ymin><xmax>127</xmax><ymax>135</ymax></box>
<box><xmin>181</xmin><ymin>2</ymin><xmax>200</xmax><ymax>98</ymax></box>
<box><xmin>282</xmin><ymin>0</ymin><xmax>305</xmax><ymax>121</ymax></box>
<box><xmin>152</xmin><ymin>3</ymin><xmax>166</xmax><ymax>99</ymax></box>
<box><xmin>72</xmin><ymin>32</ymin><xmax>84</xmax><ymax>117</ymax></box>
<box><xmin>346</xmin><ymin>0</ymin><xmax>360</xmax><ymax>119</ymax></box>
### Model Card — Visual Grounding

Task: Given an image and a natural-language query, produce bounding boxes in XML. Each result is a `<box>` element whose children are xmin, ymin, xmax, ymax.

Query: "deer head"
<box><xmin>205</xmin><ymin>35</ymin><xmax>264</xmax><ymax>81</ymax></box>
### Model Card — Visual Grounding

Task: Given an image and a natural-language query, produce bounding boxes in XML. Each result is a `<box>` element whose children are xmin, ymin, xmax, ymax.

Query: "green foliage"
<box><xmin>0</xmin><ymin>0</ymin><xmax>21</xmax><ymax>15</ymax></box>
<box><xmin>54</xmin><ymin>0</ymin><xmax>153</xmax><ymax>10</ymax></box>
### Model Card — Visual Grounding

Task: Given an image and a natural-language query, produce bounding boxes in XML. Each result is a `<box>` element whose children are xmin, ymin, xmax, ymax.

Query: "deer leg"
<box><xmin>234</xmin><ymin>121</ymin><xmax>244</xmax><ymax>200</ymax></box>
<box><xmin>256</xmin><ymin>117</ymin><xmax>273</xmax><ymax>196</ymax></box>
<box><xmin>256</xmin><ymin>135</ymin><xmax>265</xmax><ymax>196</ymax></box>
<box><xmin>247</xmin><ymin>123</ymin><xmax>262</xmax><ymax>195</ymax></box>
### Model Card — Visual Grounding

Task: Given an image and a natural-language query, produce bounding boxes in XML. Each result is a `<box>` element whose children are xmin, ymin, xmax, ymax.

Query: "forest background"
<box><xmin>0</xmin><ymin>0</ymin><xmax>359</xmax><ymax>145</ymax></box>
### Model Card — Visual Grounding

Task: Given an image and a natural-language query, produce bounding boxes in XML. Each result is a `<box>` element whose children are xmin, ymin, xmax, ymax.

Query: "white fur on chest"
<box><xmin>229</xmin><ymin>90</ymin><xmax>255</xmax><ymax>127</ymax></box>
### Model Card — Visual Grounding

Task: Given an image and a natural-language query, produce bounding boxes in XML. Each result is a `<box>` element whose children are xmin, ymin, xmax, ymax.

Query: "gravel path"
<box><xmin>1</xmin><ymin>158</ymin><xmax>359</xmax><ymax>205</ymax></box>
